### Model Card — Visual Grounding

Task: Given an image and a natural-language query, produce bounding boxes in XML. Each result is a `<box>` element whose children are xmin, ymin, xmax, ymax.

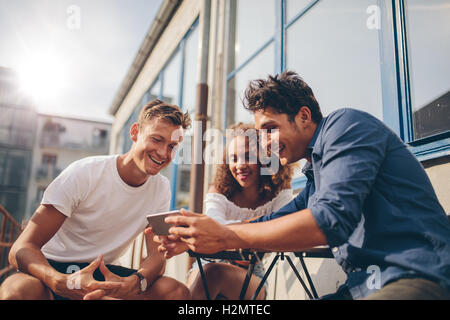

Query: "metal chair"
<box><xmin>189</xmin><ymin>246</ymin><xmax>334</xmax><ymax>300</ymax></box>
<box><xmin>188</xmin><ymin>249</ymin><xmax>265</xmax><ymax>300</ymax></box>
<box><xmin>250</xmin><ymin>247</ymin><xmax>333</xmax><ymax>300</ymax></box>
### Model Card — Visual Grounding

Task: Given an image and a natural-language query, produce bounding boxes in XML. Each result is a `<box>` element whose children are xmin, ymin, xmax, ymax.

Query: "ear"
<box><xmin>295</xmin><ymin>106</ymin><xmax>312</xmax><ymax>126</ymax></box>
<box><xmin>130</xmin><ymin>123</ymin><xmax>139</xmax><ymax>143</ymax></box>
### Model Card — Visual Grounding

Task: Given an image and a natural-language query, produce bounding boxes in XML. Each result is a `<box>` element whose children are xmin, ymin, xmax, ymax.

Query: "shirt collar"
<box><xmin>307</xmin><ymin>118</ymin><xmax>324</xmax><ymax>157</ymax></box>
<box><xmin>301</xmin><ymin>161</ymin><xmax>314</xmax><ymax>180</ymax></box>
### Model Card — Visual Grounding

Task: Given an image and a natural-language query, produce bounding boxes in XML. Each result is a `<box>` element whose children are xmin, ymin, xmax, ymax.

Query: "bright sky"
<box><xmin>0</xmin><ymin>0</ymin><xmax>162</xmax><ymax>122</ymax></box>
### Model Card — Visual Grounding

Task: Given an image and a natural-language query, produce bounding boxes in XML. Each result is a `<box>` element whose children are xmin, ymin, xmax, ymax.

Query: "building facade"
<box><xmin>109</xmin><ymin>0</ymin><xmax>450</xmax><ymax>299</ymax></box>
<box><xmin>0</xmin><ymin>67</ymin><xmax>37</xmax><ymax>223</ymax></box>
<box><xmin>25</xmin><ymin>114</ymin><xmax>112</xmax><ymax>220</ymax></box>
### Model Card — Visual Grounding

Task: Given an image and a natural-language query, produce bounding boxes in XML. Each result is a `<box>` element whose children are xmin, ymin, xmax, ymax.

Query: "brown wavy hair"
<box><xmin>212</xmin><ymin>123</ymin><xmax>294</xmax><ymax>201</ymax></box>
<box><xmin>243</xmin><ymin>70</ymin><xmax>323</xmax><ymax>124</ymax></box>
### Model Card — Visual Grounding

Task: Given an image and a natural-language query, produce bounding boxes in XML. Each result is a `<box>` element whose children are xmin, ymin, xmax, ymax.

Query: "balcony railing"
<box><xmin>0</xmin><ymin>205</ymin><xmax>22</xmax><ymax>283</ymax></box>
<box><xmin>40</xmin><ymin>134</ymin><xmax>109</xmax><ymax>152</ymax></box>
<box><xmin>35</xmin><ymin>166</ymin><xmax>62</xmax><ymax>181</ymax></box>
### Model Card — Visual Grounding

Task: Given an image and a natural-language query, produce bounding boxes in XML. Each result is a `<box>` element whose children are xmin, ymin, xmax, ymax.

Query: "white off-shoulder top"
<box><xmin>204</xmin><ymin>189</ymin><xmax>294</xmax><ymax>225</ymax></box>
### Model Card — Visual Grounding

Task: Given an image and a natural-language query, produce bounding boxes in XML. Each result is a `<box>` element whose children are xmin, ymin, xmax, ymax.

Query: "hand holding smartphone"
<box><xmin>146</xmin><ymin>210</ymin><xmax>181</xmax><ymax>235</ymax></box>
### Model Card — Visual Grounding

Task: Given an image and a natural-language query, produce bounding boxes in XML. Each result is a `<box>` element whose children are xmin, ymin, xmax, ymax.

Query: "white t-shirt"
<box><xmin>204</xmin><ymin>189</ymin><xmax>293</xmax><ymax>225</ymax></box>
<box><xmin>41</xmin><ymin>155</ymin><xmax>171</xmax><ymax>264</ymax></box>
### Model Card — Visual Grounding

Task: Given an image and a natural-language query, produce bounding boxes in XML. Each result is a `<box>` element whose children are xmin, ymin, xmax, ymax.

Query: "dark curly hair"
<box><xmin>212</xmin><ymin>123</ymin><xmax>294</xmax><ymax>201</ymax></box>
<box><xmin>243</xmin><ymin>70</ymin><xmax>323</xmax><ymax>123</ymax></box>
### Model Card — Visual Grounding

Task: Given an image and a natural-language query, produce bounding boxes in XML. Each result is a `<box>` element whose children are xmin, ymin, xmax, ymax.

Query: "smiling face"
<box><xmin>227</xmin><ymin>135</ymin><xmax>260</xmax><ymax>189</ymax></box>
<box><xmin>130</xmin><ymin>118</ymin><xmax>183</xmax><ymax>176</ymax></box>
<box><xmin>254</xmin><ymin>106</ymin><xmax>316</xmax><ymax>165</ymax></box>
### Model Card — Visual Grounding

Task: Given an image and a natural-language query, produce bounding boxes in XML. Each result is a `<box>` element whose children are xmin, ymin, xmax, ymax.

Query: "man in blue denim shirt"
<box><xmin>252</xmin><ymin>108</ymin><xmax>450</xmax><ymax>299</ymax></box>
<box><xmin>160</xmin><ymin>71</ymin><xmax>450</xmax><ymax>299</ymax></box>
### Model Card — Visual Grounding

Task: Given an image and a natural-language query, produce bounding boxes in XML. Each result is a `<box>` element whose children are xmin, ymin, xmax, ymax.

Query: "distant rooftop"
<box><xmin>38</xmin><ymin>111</ymin><xmax>113</xmax><ymax>125</ymax></box>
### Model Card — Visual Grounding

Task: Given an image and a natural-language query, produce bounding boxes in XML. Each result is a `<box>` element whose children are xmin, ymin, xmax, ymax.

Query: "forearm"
<box><xmin>9</xmin><ymin>204</ymin><xmax>68</xmax><ymax>290</ymax></box>
<box><xmin>137</xmin><ymin>255</ymin><xmax>165</xmax><ymax>286</ymax></box>
<box><xmin>10</xmin><ymin>242</ymin><xmax>64</xmax><ymax>290</ymax></box>
<box><xmin>139</xmin><ymin>233</ymin><xmax>167</xmax><ymax>285</ymax></box>
<box><xmin>225</xmin><ymin>208</ymin><xmax>328</xmax><ymax>252</ymax></box>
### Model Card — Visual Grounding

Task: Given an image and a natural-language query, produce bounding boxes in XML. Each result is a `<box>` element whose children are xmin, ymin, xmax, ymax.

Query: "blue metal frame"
<box><xmin>275</xmin><ymin>0</ymin><xmax>285</xmax><ymax>73</ymax></box>
<box><xmin>378</xmin><ymin>0</ymin><xmax>402</xmax><ymax>137</ymax></box>
<box><xmin>284</xmin><ymin>0</ymin><xmax>320</xmax><ymax>29</ymax></box>
<box><xmin>226</xmin><ymin>38</ymin><xmax>275</xmax><ymax>82</ymax></box>
<box><xmin>392</xmin><ymin>0</ymin><xmax>413</xmax><ymax>142</ymax></box>
<box><xmin>392</xmin><ymin>0</ymin><xmax>449</xmax><ymax>160</ymax></box>
<box><xmin>170</xmin><ymin>40</ymin><xmax>187</xmax><ymax>209</ymax></box>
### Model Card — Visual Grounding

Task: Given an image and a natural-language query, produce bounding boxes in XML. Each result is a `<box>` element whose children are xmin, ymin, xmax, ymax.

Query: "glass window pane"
<box><xmin>159</xmin><ymin>165</ymin><xmax>173</xmax><ymax>183</ymax></box>
<box><xmin>162</xmin><ymin>49</ymin><xmax>182</xmax><ymax>105</ymax></box>
<box><xmin>406</xmin><ymin>0</ymin><xmax>450</xmax><ymax>140</ymax></box>
<box><xmin>183</xmin><ymin>26</ymin><xmax>199</xmax><ymax>114</ymax></box>
<box><xmin>286</xmin><ymin>0</ymin><xmax>383</xmax><ymax>120</ymax></box>
<box><xmin>0</xmin><ymin>106</ymin><xmax>14</xmax><ymax>127</ymax></box>
<box><xmin>122</xmin><ymin>115</ymin><xmax>134</xmax><ymax>153</ymax></box>
<box><xmin>227</xmin><ymin>42</ymin><xmax>275</xmax><ymax>127</ymax></box>
<box><xmin>286</xmin><ymin>0</ymin><xmax>313</xmax><ymax>22</ymax></box>
<box><xmin>232</xmin><ymin>0</ymin><xmax>276</xmax><ymax>70</ymax></box>
<box><xmin>149</xmin><ymin>78</ymin><xmax>161</xmax><ymax>101</ymax></box>
<box><xmin>175</xmin><ymin>25</ymin><xmax>199</xmax><ymax>209</ymax></box>
<box><xmin>175</xmin><ymin>166</ymin><xmax>190</xmax><ymax>208</ymax></box>
<box><xmin>0</xmin><ymin>149</ymin><xmax>7</xmax><ymax>184</ymax></box>
<box><xmin>0</xmin><ymin>190</ymin><xmax>26</xmax><ymax>222</ymax></box>
<box><xmin>0</xmin><ymin>128</ymin><xmax>10</xmax><ymax>145</ymax></box>
<box><xmin>14</xmin><ymin>108</ymin><xmax>34</xmax><ymax>129</ymax></box>
<box><xmin>161</xmin><ymin>49</ymin><xmax>182</xmax><ymax>207</ymax></box>
<box><xmin>115</xmin><ymin>130</ymin><xmax>123</xmax><ymax>154</ymax></box>
<box><xmin>11</xmin><ymin>109</ymin><xmax>34</xmax><ymax>148</ymax></box>
<box><xmin>10</xmin><ymin>129</ymin><xmax>33</xmax><ymax>148</ymax></box>
<box><xmin>4</xmin><ymin>149</ymin><xmax>30</xmax><ymax>188</ymax></box>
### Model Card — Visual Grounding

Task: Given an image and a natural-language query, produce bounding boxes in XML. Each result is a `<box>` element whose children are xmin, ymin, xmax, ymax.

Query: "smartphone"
<box><xmin>146</xmin><ymin>210</ymin><xmax>181</xmax><ymax>235</ymax></box>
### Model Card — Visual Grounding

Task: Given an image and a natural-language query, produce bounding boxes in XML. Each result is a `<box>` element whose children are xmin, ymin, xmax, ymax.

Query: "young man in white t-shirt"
<box><xmin>0</xmin><ymin>99</ymin><xmax>192</xmax><ymax>300</ymax></box>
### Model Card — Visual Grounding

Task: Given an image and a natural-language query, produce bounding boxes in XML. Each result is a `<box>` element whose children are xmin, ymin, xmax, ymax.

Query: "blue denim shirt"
<box><xmin>253</xmin><ymin>108</ymin><xmax>450</xmax><ymax>299</ymax></box>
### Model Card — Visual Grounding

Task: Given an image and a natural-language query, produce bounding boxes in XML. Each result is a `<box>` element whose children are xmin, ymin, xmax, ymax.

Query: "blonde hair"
<box><xmin>138</xmin><ymin>99</ymin><xmax>191</xmax><ymax>129</ymax></box>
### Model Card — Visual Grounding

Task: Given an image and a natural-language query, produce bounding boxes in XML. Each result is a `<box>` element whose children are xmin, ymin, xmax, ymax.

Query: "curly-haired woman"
<box><xmin>186</xmin><ymin>123</ymin><xmax>294</xmax><ymax>300</ymax></box>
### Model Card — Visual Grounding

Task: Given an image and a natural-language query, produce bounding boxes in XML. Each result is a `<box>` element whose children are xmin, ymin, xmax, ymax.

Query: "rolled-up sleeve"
<box><xmin>250</xmin><ymin>183</ymin><xmax>311</xmax><ymax>223</ymax></box>
<box><xmin>308</xmin><ymin>109</ymin><xmax>388</xmax><ymax>247</ymax></box>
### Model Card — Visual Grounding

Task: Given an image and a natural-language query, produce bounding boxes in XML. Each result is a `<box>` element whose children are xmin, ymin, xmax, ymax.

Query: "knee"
<box><xmin>152</xmin><ymin>277</ymin><xmax>191</xmax><ymax>300</ymax></box>
<box><xmin>170</xmin><ymin>280</ymin><xmax>191</xmax><ymax>300</ymax></box>
<box><xmin>0</xmin><ymin>273</ymin><xmax>50</xmax><ymax>300</ymax></box>
<box><xmin>202</xmin><ymin>263</ymin><xmax>225</xmax><ymax>280</ymax></box>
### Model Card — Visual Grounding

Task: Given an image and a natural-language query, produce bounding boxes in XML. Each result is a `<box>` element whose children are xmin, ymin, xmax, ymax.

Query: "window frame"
<box><xmin>391</xmin><ymin>0</ymin><xmax>450</xmax><ymax>161</ymax></box>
